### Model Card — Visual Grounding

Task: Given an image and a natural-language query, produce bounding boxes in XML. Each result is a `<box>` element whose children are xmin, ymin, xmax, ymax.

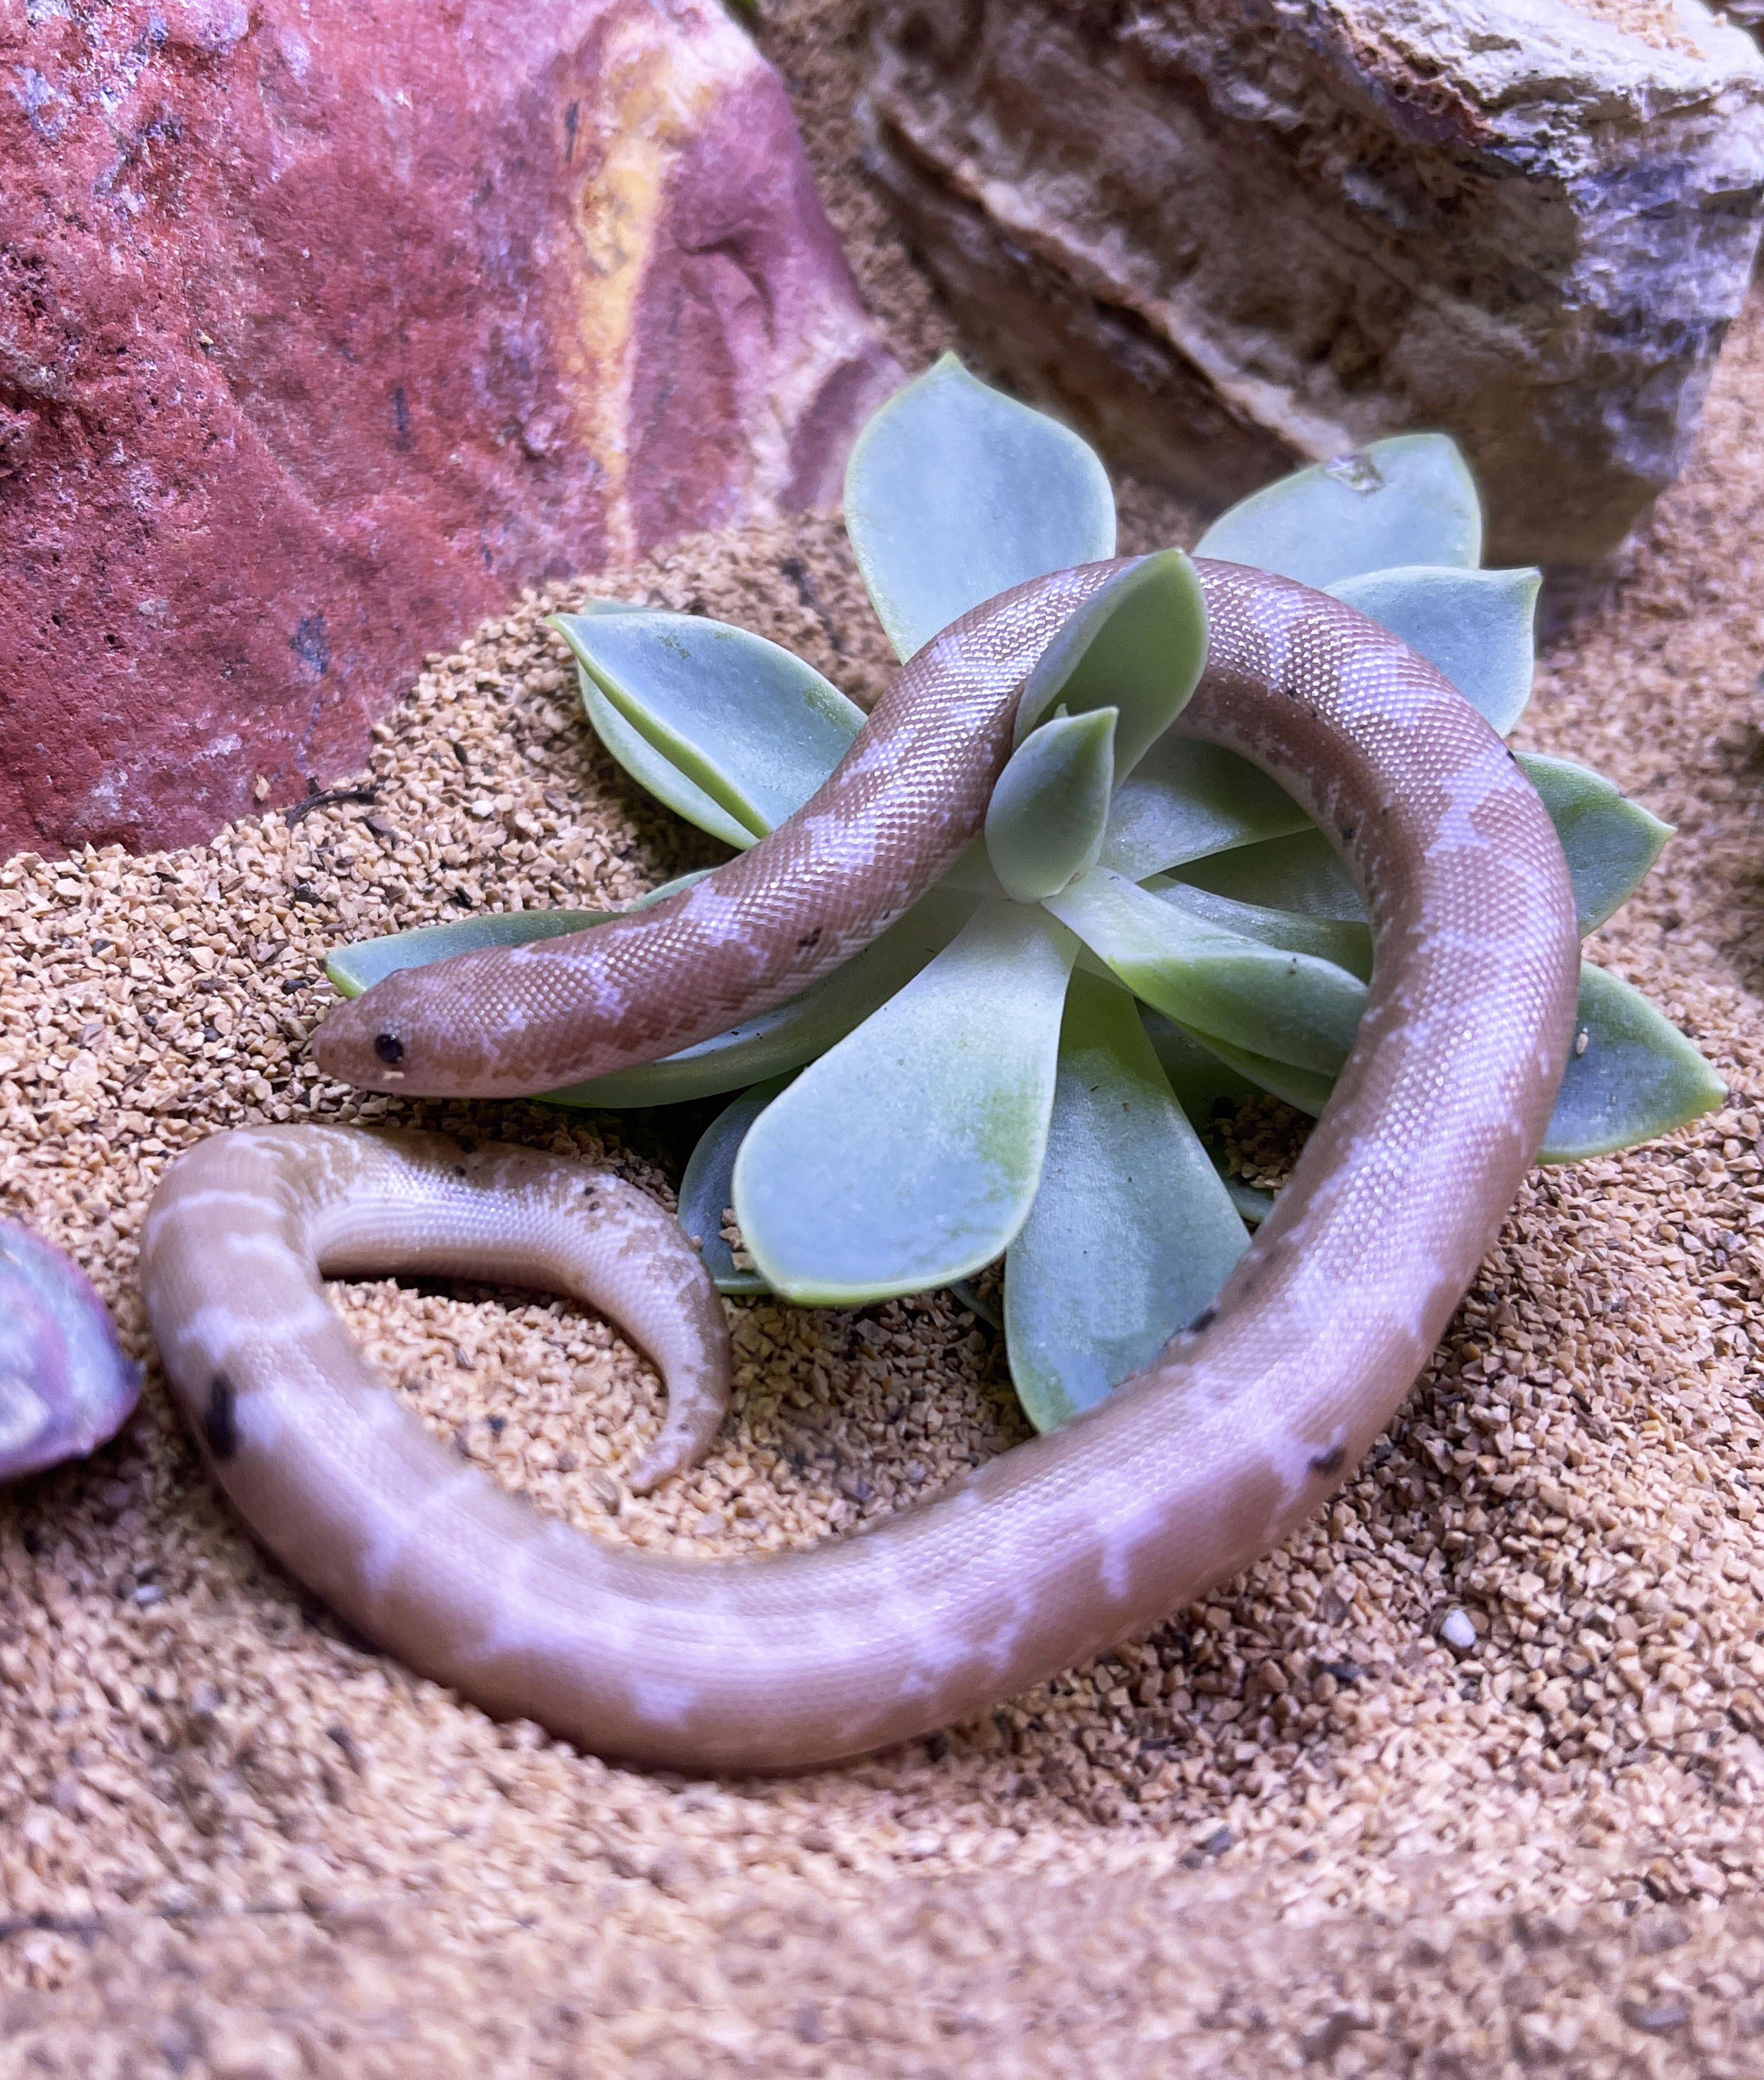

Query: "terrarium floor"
<box><xmin>2</xmin><ymin>6</ymin><xmax>1764</xmax><ymax>2071</ymax></box>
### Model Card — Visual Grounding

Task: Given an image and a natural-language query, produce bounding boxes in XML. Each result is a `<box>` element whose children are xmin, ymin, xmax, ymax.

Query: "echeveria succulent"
<box><xmin>331</xmin><ymin>355</ymin><xmax>1721</xmax><ymax>1435</ymax></box>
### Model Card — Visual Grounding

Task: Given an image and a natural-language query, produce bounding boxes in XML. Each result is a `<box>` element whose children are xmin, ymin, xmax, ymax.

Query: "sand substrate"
<box><xmin>5</xmin><ymin>5</ymin><xmax>1764</xmax><ymax>2071</ymax></box>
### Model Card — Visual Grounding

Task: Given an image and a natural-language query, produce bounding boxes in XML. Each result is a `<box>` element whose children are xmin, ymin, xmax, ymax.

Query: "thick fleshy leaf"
<box><xmin>1097</xmin><ymin>736</ymin><xmax>1311</xmax><ymax>881</ymax></box>
<box><xmin>1003</xmin><ymin>974</ymin><xmax>1248</xmax><ymax>1431</ymax></box>
<box><xmin>324</xmin><ymin>871</ymin><xmax>710</xmax><ymax>999</ymax></box>
<box><xmin>1140</xmin><ymin>1010</ymin><xmax>1256</xmax><ymax>1119</ymax></box>
<box><xmin>1174</xmin><ymin>829</ymin><xmax>1363</xmax><ymax>920</ymax></box>
<box><xmin>1216</xmin><ymin>1172</ymin><xmax>1276</xmax><ymax>1226</ymax></box>
<box><xmin>579</xmin><ymin>673</ymin><xmax>758</xmax><ymax>850</ymax></box>
<box><xmin>1142</xmin><ymin>1010</ymin><xmax>1285</xmax><ymax>1224</ymax></box>
<box><xmin>1541</xmin><ymin>962</ymin><xmax>1725</xmax><ymax>1162</ymax></box>
<box><xmin>677</xmin><ymin>1079</ymin><xmax>793</xmax><ymax>1295</ymax></box>
<box><xmin>1172</xmin><ymin>755</ymin><xmax>1670</xmax><ymax>941</ymax></box>
<box><xmin>843</xmin><ymin>355</ymin><xmax>1116</xmax><ymax>662</ymax></box>
<box><xmin>1046</xmin><ymin>867</ymin><xmax>1366</xmax><ymax>1076</ymax></box>
<box><xmin>985</xmin><ymin>708</ymin><xmax>1116</xmax><ymax>902</ymax></box>
<box><xmin>1139</xmin><ymin>1018</ymin><xmax>1281</xmax><ymax>1225</ymax></box>
<box><xmin>733</xmin><ymin>902</ymin><xmax>1078</xmax><ymax>1305</ymax></box>
<box><xmin>940</xmin><ymin>839</ymin><xmax>1010</xmax><ymax>898</ymax></box>
<box><xmin>562</xmin><ymin>597</ymin><xmax>762</xmax><ymax>847</ymax></box>
<box><xmin>1144</xmin><ymin>877</ymin><xmax>1372</xmax><ymax>981</ymax></box>
<box><xmin>1012</xmin><ymin>549</ymin><xmax>1209</xmax><ymax>775</ymax></box>
<box><xmin>1326</xmin><ymin>565</ymin><xmax>1540</xmax><ymax>736</ymax></box>
<box><xmin>949</xmin><ymin>1278</ymin><xmax>1003</xmax><ymax>1329</ymax></box>
<box><xmin>1515</xmin><ymin>752</ymin><xmax>1672</xmax><ymax>936</ymax></box>
<box><xmin>1196</xmin><ymin>435</ymin><xmax>1482</xmax><ymax>589</ymax></box>
<box><xmin>1178</xmin><ymin>1028</ymin><xmax>1336</xmax><ymax>1117</ymax></box>
<box><xmin>1168</xmin><ymin>960</ymin><xmax>1724</xmax><ymax>1160</ymax></box>
<box><xmin>546</xmin><ymin>887</ymin><xmax>977</xmax><ymax>1109</ymax></box>
<box><xmin>552</xmin><ymin>607</ymin><xmax>863</xmax><ymax>841</ymax></box>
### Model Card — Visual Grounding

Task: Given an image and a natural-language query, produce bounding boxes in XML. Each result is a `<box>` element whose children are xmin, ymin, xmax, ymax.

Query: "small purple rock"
<box><xmin>0</xmin><ymin>1220</ymin><xmax>139</xmax><ymax>1482</ymax></box>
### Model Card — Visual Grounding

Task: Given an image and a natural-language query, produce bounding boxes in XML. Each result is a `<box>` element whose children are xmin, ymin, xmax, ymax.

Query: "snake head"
<box><xmin>0</xmin><ymin>1221</ymin><xmax>139</xmax><ymax>1482</ymax></box>
<box><xmin>313</xmin><ymin>983</ymin><xmax>412</xmax><ymax>1091</ymax></box>
<box><xmin>313</xmin><ymin>962</ymin><xmax>509</xmax><ymax>1097</ymax></box>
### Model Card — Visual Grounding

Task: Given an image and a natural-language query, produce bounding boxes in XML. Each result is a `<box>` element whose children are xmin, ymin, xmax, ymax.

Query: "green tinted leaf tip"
<box><xmin>1196</xmin><ymin>433</ymin><xmax>1482</xmax><ymax>590</ymax></box>
<box><xmin>1013</xmin><ymin>548</ymin><xmax>1208</xmax><ymax>775</ymax></box>
<box><xmin>986</xmin><ymin>707</ymin><xmax>1116</xmax><ymax>901</ymax></box>
<box><xmin>843</xmin><ymin>356</ymin><xmax>1116</xmax><ymax>662</ymax></box>
<box><xmin>1540</xmin><ymin>962</ymin><xmax>1726</xmax><ymax>1164</ymax></box>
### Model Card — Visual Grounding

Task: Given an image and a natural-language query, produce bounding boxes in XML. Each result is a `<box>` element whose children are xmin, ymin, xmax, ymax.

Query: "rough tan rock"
<box><xmin>0</xmin><ymin>0</ymin><xmax>899</xmax><ymax>858</ymax></box>
<box><xmin>863</xmin><ymin>0</ymin><xmax>1764</xmax><ymax>563</ymax></box>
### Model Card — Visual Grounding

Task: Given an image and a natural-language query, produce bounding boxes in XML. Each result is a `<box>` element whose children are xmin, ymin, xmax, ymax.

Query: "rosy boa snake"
<box><xmin>140</xmin><ymin>559</ymin><xmax>1578</xmax><ymax>1771</ymax></box>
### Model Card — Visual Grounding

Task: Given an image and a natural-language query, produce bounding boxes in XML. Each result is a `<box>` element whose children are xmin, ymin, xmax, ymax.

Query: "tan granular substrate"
<box><xmin>5</xmin><ymin>5</ymin><xmax>1764</xmax><ymax>2070</ymax></box>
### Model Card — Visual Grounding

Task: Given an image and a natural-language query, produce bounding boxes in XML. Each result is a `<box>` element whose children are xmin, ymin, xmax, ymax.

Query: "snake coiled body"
<box><xmin>143</xmin><ymin>561</ymin><xmax>1578</xmax><ymax>1771</ymax></box>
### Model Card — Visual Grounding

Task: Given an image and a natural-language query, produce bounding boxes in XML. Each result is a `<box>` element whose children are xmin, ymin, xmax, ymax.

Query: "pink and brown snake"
<box><xmin>139</xmin><ymin>559</ymin><xmax>1579</xmax><ymax>1771</ymax></box>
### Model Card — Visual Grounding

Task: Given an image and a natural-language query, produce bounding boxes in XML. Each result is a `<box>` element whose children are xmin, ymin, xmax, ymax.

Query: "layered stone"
<box><xmin>864</xmin><ymin>0</ymin><xmax>1764</xmax><ymax>564</ymax></box>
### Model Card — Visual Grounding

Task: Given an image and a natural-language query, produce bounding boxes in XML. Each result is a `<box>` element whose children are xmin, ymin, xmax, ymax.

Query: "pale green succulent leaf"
<box><xmin>551</xmin><ymin>607</ymin><xmax>863</xmax><ymax>841</ymax></box>
<box><xmin>1140</xmin><ymin>1010</ymin><xmax>1257</xmax><ymax>1120</ymax></box>
<box><xmin>949</xmin><ymin>1279</ymin><xmax>1003</xmax><ymax>1330</ymax></box>
<box><xmin>324</xmin><ymin>871</ymin><xmax>711</xmax><ymax>999</ymax></box>
<box><xmin>733</xmin><ymin>901</ymin><xmax>1077</xmax><ymax>1305</ymax></box>
<box><xmin>1174</xmin><ymin>1025</ymin><xmax>1336</xmax><ymax>1116</ymax></box>
<box><xmin>1541</xmin><ymin>962</ymin><xmax>1726</xmax><ymax>1162</ymax></box>
<box><xmin>985</xmin><ymin>707</ymin><xmax>1117</xmax><ymax>902</ymax></box>
<box><xmin>1139</xmin><ymin>1016</ymin><xmax>1280</xmax><ymax>1225</ymax></box>
<box><xmin>1172</xmin><ymin>756</ymin><xmax>1670</xmax><ymax>941</ymax></box>
<box><xmin>1005</xmin><ymin>972</ymin><xmax>1248</xmax><ymax>1431</ymax></box>
<box><xmin>844</xmin><ymin>355</ymin><xmax>1116</xmax><ymax>662</ymax></box>
<box><xmin>1012</xmin><ymin>549</ymin><xmax>1209</xmax><ymax>774</ymax></box>
<box><xmin>1167</xmin><ymin>960</ymin><xmax>1724</xmax><ymax>1161</ymax></box>
<box><xmin>1097</xmin><ymin>736</ymin><xmax>1312</xmax><ymax>881</ymax></box>
<box><xmin>677</xmin><ymin>1078</ymin><xmax>794</xmax><ymax>1295</ymax></box>
<box><xmin>1174</xmin><ymin>827</ymin><xmax>1364</xmax><ymax>922</ymax></box>
<box><xmin>1325</xmin><ymin>565</ymin><xmax>1540</xmax><ymax>736</ymax></box>
<box><xmin>1217</xmin><ymin>1172</ymin><xmax>1276</xmax><ymax>1226</ymax></box>
<box><xmin>1046</xmin><ymin>867</ymin><xmax>1366</xmax><ymax>1076</ymax></box>
<box><xmin>578</xmin><ymin>672</ymin><xmax>759</xmax><ymax>850</ymax></box>
<box><xmin>545</xmin><ymin>886</ymin><xmax>977</xmax><ymax>1109</ymax></box>
<box><xmin>1196</xmin><ymin>435</ymin><xmax>1482</xmax><ymax>588</ymax></box>
<box><xmin>940</xmin><ymin>839</ymin><xmax>1011</xmax><ymax>899</ymax></box>
<box><xmin>1515</xmin><ymin>752</ymin><xmax>1672</xmax><ymax>936</ymax></box>
<box><xmin>1143</xmin><ymin>876</ymin><xmax>1373</xmax><ymax>981</ymax></box>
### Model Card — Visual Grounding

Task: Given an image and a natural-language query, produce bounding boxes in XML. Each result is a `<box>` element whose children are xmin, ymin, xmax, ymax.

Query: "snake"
<box><xmin>139</xmin><ymin>558</ymin><xmax>1579</xmax><ymax>1772</ymax></box>
<box><xmin>0</xmin><ymin>1220</ymin><xmax>139</xmax><ymax>1483</ymax></box>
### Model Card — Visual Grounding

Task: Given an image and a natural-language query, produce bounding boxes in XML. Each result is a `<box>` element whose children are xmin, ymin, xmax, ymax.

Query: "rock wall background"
<box><xmin>863</xmin><ymin>0</ymin><xmax>1764</xmax><ymax>567</ymax></box>
<box><xmin>0</xmin><ymin>0</ymin><xmax>898</xmax><ymax>858</ymax></box>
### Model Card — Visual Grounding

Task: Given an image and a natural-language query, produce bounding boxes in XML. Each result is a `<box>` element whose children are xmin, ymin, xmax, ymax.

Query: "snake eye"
<box><xmin>374</xmin><ymin>1032</ymin><xmax>405</xmax><ymax>1066</ymax></box>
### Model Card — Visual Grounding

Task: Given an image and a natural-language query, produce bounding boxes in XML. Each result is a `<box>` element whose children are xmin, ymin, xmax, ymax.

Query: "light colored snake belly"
<box><xmin>141</xmin><ymin>561</ymin><xmax>1579</xmax><ymax>1771</ymax></box>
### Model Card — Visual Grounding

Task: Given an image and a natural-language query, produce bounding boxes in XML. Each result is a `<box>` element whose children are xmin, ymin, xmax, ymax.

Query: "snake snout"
<box><xmin>313</xmin><ymin>990</ymin><xmax>414</xmax><ymax>1091</ymax></box>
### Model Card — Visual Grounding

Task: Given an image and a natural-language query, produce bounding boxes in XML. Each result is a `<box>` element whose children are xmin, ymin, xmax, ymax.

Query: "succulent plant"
<box><xmin>331</xmin><ymin>358</ymin><xmax>1722</xmax><ymax>1434</ymax></box>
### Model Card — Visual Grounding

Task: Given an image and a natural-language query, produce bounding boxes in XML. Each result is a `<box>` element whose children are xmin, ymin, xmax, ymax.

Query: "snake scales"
<box><xmin>139</xmin><ymin>559</ymin><xmax>1578</xmax><ymax>1771</ymax></box>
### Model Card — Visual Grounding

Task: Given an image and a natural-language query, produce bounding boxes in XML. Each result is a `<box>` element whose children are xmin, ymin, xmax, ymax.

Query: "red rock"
<box><xmin>0</xmin><ymin>0</ymin><xmax>898</xmax><ymax>859</ymax></box>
